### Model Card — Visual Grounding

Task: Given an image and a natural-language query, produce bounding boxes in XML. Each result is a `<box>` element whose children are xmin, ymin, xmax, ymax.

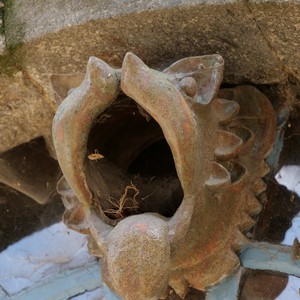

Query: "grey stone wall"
<box><xmin>1</xmin><ymin>0</ymin><xmax>300</xmax><ymax>152</ymax></box>
<box><xmin>0</xmin><ymin>1</ymin><xmax>4</xmax><ymax>54</ymax></box>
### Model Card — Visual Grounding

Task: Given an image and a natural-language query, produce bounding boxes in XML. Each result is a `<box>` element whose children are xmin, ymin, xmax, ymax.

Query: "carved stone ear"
<box><xmin>163</xmin><ymin>54</ymin><xmax>224</xmax><ymax>105</ymax></box>
<box><xmin>50</xmin><ymin>74</ymin><xmax>85</xmax><ymax>104</ymax></box>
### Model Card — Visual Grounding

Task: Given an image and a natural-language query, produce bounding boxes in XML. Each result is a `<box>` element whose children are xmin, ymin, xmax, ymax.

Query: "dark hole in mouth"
<box><xmin>128</xmin><ymin>139</ymin><xmax>178</xmax><ymax>177</ymax></box>
<box><xmin>86</xmin><ymin>96</ymin><xmax>183</xmax><ymax>222</ymax></box>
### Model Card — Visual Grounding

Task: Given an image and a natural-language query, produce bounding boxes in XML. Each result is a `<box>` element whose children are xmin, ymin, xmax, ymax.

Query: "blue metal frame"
<box><xmin>240</xmin><ymin>242</ymin><xmax>300</xmax><ymax>277</ymax></box>
<box><xmin>0</xmin><ymin>262</ymin><xmax>101</xmax><ymax>300</ymax></box>
<box><xmin>206</xmin><ymin>268</ymin><xmax>244</xmax><ymax>300</ymax></box>
<box><xmin>0</xmin><ymin>242</ymin><xmax>298</xmax><ymax>300</ymax></box>
<box><xmin>205</xmin><ymin>242</ymin><xmax>300</xmax><ymax>300</ymax></box>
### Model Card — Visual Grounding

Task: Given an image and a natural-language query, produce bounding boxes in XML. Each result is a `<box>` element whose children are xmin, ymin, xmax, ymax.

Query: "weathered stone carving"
<box><xmin>52</xmin><ymin>53</ymin><xmax>276</xmax><ymax>299</ymax></box>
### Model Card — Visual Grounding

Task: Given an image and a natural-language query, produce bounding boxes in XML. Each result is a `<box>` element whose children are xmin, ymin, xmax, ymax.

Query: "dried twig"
<box><xmin>104</xmin><ymin>182</ymin><xmax>140</xmax><ymax>219</ymax></box>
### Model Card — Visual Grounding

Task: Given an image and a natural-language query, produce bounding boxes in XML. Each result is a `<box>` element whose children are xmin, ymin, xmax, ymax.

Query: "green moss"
<box><xmin>0</xmin><ymin>44</ymin><xmax>24</xmax><ymax>75</ymax></box>
<box><xmin>0</xmin><ymin>1</ymin><xmax>4</xmax><ymax>35</ymax></box>
<box><xmin>3</xmin><ymin>0</ymin><xmax>25</xmax><ymax>47</ymax></box>
<box><xmin>0</xmin><ymin>0</ymin><xmax>25</xmax><ymax>75</ymax></box>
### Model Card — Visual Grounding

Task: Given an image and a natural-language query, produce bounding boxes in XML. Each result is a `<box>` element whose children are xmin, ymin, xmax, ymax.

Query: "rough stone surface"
<box><xmin>0</xmin><ymin>73</ymin><xmax>55</xmax><ymax>153</ymax></box>
<box><xmin>0</xmin><ymin>1</ymin><xmax>4</xmax><ymax>54</ymax></box>
<box><xmin>247</xmin><ymin>2</ymin><xmax>300</xmax><ymax>80</ymax></box>
<box><xmin>106</xmin><ymin>214</ymin><xmax>170</xmax><ymax>300</ymax></box>
<box><xmin>4</xmin><ymin>0</ymin><xmax>240</xmax><ymax>43</ymax></box>
<box><xmin>1</xmin><ymin>1</ymin><xmax>300</xmax><ymax>152</ymax></box>
<box><xmin>5</xmin><ymin>1</ymin><xmax>286</xmax><ymax>84</ymax></box>
<box><xmin>0</xmin><ymin>36</ymin><xmax>4</xmax><ymax>54</ymax></box>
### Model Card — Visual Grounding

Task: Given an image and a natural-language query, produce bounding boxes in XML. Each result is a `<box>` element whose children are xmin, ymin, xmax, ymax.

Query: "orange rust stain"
<box><xmin>204</xmin><ymin>238</ymin><xmax>220</xmax><ymax>254</ymax></box>
<box><xmin>230</xmin><ymin>184</ymin><xmax>240</xmax><ymax>193</ymax></box>
<box><xmin>135</xmin><ymin>223</ymin><xmax>148</xmax><ymax>233</ymax></box>
<box><xmin>182</xmin><ymin>121</ymin><xmax>192</xmax><ymax>137</ymax></box>
<box><xmin>56</xmin><ymin>124</ymin><xmax>65</xmax><ymax>142</ymax></box>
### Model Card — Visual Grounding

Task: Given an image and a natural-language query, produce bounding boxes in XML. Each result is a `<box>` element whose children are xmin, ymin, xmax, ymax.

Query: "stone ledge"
<box><xmin>1</xmin><ymin>0</ymin><xmax>300</xmax><ymax>153</ymax></box>
<box><xmin>0</xmin><ymin>0</ymin><xmax>4</xmax><ymax>54</ymax></box>
<box><xmin>5</xmin><ymin>0</ymin><xmax>239</xmax><ymax>43</ymax></box>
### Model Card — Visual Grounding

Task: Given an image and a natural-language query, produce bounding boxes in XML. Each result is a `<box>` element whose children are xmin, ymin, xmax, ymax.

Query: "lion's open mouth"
<box><xmin>86</xmin><ymin>96</ymin><xmax>183</xmax><ymax>222</ymax></box>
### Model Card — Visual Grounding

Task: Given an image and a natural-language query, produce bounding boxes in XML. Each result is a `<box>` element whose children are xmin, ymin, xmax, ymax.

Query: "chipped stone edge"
<box><xmin>0</xmin><ymin>0</ymin><xmax>5</xmax><ymax>54</ymax></box>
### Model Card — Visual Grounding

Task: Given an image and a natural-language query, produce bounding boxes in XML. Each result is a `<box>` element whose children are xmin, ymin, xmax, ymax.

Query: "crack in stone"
<box><xmin>0</xmin><ymin>285</ymin><xmax>9</xmax><ymax>297</ymax></box>
<box><xmin>0</xmin><ymin>1</ymin><xmax>5</xmax><ymax>54</ymax></box>
<box><xmin>243</xmin><ymin>0</ymin><xmax>299</xmax><ymax>82</ymax></box>
<box><xmin>68</xmin><ymin>286</ymin><xmax>102</xmax><ymax>299</ymax></box>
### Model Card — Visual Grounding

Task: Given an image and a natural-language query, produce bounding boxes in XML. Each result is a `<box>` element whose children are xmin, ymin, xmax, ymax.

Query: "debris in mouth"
<box><xmin>103</xmin><ymin>181</ymin><xmax>140</xmax><ymax>219</ymax></box>
<box><xmin>86</xmin><ymin>98</ymin><xmax>183</xmax><ymax>222</ymax></box>
<box><xmin>88</xmin><ymin>150</ymin><xmax>104</xmax><ymax>161</ymax></box>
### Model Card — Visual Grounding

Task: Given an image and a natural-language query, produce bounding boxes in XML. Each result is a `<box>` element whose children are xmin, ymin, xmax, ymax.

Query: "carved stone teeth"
<box><xmin>205</xmin><ymin>162</ymin><xmax>231</xmax><ymax>190</ymax></box>
<box><xmin>218</xmin><ymin>88</ymin><xmax>235</xmax><ymax>101</ymax></box>
<box><xmin>63</xmin><ymin>204</ymin><xmax>89</xmax><ymax>234</ymax></box>
<box><xmin>259</xmin><ymin>160</ymin><xmax>270</xmax><ymax>177</ymax></box>
<box><xmin>231</xmin><ymin>229</ymin><xmax>250</xmax><ymax>251</ymax></box>
<box><xmin>181</xmin><ymin>249</ymin><xmax>241</xmax><ymax>292</ymax></box>
<box><xmin>244</xmin><ymin>192</ymin><xmax>262</xmax><ymax>216</ymax></box>
<box><xmin>221</xmin><ymin>160</ymin><xmax>247</xmax><ymax>185</ymax></box>
<box><xmin>214</xmin><ymin>130</ymin><xmax>243</xmax><ymax>160</ymax></box>
<box><xmin>87</xmin><ymin>236</ymin><xmax>103</xmax><ymax>257</ymax></box>
<box><xmin>251</xmin><ymin>178</ymin><xmax>267</xmax><ymax>196</ymax></box>
<box><xmin>169</xmin><ymin>277</ymin><xmax>189</xmax><ymax>299</ymax></box>
<box><xmin>212</xmin><ymin>98</ymin><xmax>240</xmax><ymax>125</ymax></box>
<box><xmin>229</xmin><ymin>126</ymin><xmax>255</xmax><ymax>154</ymax></box>
<box><xmin>223</xmin><ymin>85</ymin><xmax>277</xmax><ymax>160</ymax></box>
<box><xmin>239</xmin><ymin>212</ymin><xmax>256</xmax><ymax>231</ymax></box>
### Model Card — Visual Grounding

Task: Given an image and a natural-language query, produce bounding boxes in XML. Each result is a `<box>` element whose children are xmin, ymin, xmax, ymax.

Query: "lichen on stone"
<box><xmin>0</xmin><ymin>0</ymin><xmax>4</xmax><ymax>53</ymax></box>
<box><xmin>0</xmin><ymin>0</ymin><xmax>26</xmax><ymax>75</ymax></box>
<box><xmin>0</xmin><ymin>44</ymin><xmax>24</xmax><ymax>76</ymax></box>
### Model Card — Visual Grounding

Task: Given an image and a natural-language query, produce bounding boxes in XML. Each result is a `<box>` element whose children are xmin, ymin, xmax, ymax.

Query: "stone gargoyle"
<box><xmin>52</xmin><ymin>52</ymin><xmax>276</xmax><ymax>300</ymax></box>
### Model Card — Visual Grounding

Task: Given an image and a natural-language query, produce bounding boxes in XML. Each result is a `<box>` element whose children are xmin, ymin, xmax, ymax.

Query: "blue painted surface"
<box><xmin>205</xmin><ymin>242</ymin><xmax>300</xmax><ymax>300</ymax></box>
<box><xmin>266</xmin><ymin>106</ymin><xmax>290</xmax><ymax>171</ymax></box>
<box><xmin>0</xmin><ymin>262</ymin><xmax>101</xmax><ymax>300</ymax></box>
<box><xmin>205</xmin><ymin>268</ymin><xmax>243</xmax><ymax>300</ymax></box>
<box><xmin>2</xmin><ymin>242</ymin><xmax>299</xmax><ymax>300</ymax></box>
<box><xmin>0</xmin><ymin>288</ymin><xmax>8</xmax><ymax>299</ymax></box>
<box><xmin>240</xmin><ymin>242</ymin><xmax>300</xmax><ymax>277</ymax></box>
